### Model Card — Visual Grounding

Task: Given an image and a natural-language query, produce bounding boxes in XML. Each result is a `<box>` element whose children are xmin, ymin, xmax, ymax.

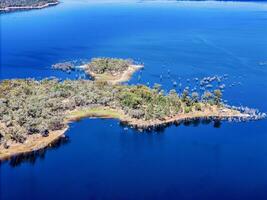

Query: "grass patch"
<box><xmin>68</xmin><ymin>107</ymin><xmax>124</xmax><ymax>120</ymax></box>
<box><xmin>94</xmin><ymin>73</ymin><xmax>117</xmax><ymax>81</ymax></box>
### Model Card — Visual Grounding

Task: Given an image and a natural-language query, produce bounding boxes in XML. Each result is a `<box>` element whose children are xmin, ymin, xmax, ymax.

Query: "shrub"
<box><xmin>48</xmin><ymin>117</ymin><xmax>65</xmax><ymax>131</ymax></box>
<box><xmin>128</xmin><ymin>109</ymin><xmax>145</xmax><ymax>119</ymax></box>
<box><xmin>213</xmin><ymin>89</ymin><xmax>222</xmax><ymax>105</ymax></box>
<box><xmin>184</xmin><ymin>106</ymin><xmax>192</xmax><ymax>113</ymax></box>
<box><xmin>195</xmin><ymin>103</ymin><xmax>202</xmax><ymax>111</ymax></box>
<box><xmin>191</xmin><ymin>92</ymin><xmax>199</xmax><ymax>103</ymax></box>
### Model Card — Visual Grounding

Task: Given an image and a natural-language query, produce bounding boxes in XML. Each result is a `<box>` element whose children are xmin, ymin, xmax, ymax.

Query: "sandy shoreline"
<box><xmin>84</xmin><ymin>64</ymin><xmax>143</xmax><ymax>84</ymax></box>
<box><xmin>0</xmin><ymin>106</ymin><xmax>250</xmax><ymax>161</ymax></box>
<box><xmin>0</xmin><ymin>2</ymin><xmax>59</xmax><ymax>12</ymax></box>
<box><xmin>111</xmin><ymin>64</ymin><xmax>143</xmax><ymax>84</ymax></box>
<box><xmin>125</xmin><ymin>107</ymin><xmax>250</xmax><ymax>129</ymax></box>
<box><xmin>0</xmin><ymin>127</ymin><xmax>68</xmax><ymax>161</ymax></box>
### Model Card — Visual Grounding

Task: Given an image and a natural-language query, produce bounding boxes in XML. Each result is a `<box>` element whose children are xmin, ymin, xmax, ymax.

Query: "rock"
<box><xmin>206</xmin><ymin>84</ymin><xmax>213</xmax><ymax>88</ymax></box>
<box><xmin>219</xmin><ymin>84</ymin><xmax>225</xmax><ymax>89</ymax></box>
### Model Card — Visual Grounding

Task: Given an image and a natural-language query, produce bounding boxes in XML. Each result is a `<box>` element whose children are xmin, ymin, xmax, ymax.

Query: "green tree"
<box><xmin>120</xmin><ymin>91</ymin><xmax>142</xmax><ymax>109</ymax></box>
<box><xmin>194</xmin><ymin>103</ymin><xmax>202</xmax><ymax>111</ymax></box>
<box><xmin>153</xmin><ymin>83</ymin><xmax>161</xmax><ymax>93</ymax></box>
<box><xmin>184</xmin><ymin>106</ymin><xmax>192</xmax><ymax>113</ymax></box>
<box><xmin>202</xmin><ymin>91</ymin><xmax>213</xmax><ymax>104</ymax></box>
<box><xmin>181</xmin><ymin>89</ymin><xmax>192</xmax><ymax>106</ymax></box>
<box><xmin>213</xmin><ymin>89</ymin><xmax>222</xmax><ymax>105</ymax></box>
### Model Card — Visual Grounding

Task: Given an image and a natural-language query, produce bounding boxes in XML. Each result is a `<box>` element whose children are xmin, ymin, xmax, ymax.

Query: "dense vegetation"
<box><xmin>0</xmin><ymin>79</ymin><xmax>222</xmax><ymax>147</ymax></box>
<box><xmin>0</xmin><ymin>0</ymin><xmax>58</xmax><ymax>8</ymax></box>
<box><xmin>85</xmin><ymin>58</ymin><xmax>133</xmax><ymax>76</ymax></box>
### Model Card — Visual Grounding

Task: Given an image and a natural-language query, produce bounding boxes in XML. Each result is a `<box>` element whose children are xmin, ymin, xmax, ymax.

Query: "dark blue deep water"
<box><xmin>1</xmin><ymin>1</ymin><xmax>267</xmax><ymax>199</ymax></box>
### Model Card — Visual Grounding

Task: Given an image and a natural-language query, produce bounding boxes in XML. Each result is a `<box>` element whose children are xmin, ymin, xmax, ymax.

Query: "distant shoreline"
<box><xmin>0</xmin><ymin>1</ymin><xmax>59</xmax><ymax>13</ymax></box>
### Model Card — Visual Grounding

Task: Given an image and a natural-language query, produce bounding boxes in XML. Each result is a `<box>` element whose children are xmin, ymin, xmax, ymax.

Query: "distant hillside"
<box><xmin>0</xmin><ymin>0</ymin><xmax>59</xmax><ymax>12</ymax></box>
<box><xmin>147</xmin><ymin>0</ymin><xmax>267</xmax><ymax>2</ymax></box>
<box><xmin>173</xmin><ymin>0</ymin><xmax>267</xmax><ymax>1</ymax></box>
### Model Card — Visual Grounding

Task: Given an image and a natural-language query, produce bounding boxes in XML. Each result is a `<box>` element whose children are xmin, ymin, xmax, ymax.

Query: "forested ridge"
<box><xmin>0</xmin><ymin>0</ymin><xmax>58</xmax><ymax>9</ymax></box>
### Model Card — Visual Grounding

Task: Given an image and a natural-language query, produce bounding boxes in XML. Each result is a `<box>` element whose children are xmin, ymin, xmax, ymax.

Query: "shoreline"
<box><xmin>0</xmin><ymin>2</ymin><xmax>59</xmax><ymax>13</ymax></box>
<box><xmin>0</xmin><ymin>105</ymin><xmax>250</xmax><ymax>161</ymax></box>
<box><xmin>0</xmin><ymin>127</ymin><xmax>68</xmax><ymax>161</ymax></box>
<box><xmin>84</xmin><ymin>64</ymin><xmax>143</xmax><ymax>84</ymax></box>
<box><xmin>125</xmin><ymin>107</ymin><xmax>250</xmax><ymax>129</ymax></box>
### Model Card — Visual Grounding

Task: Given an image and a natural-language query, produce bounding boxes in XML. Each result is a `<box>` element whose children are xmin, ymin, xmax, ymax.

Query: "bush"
<box><xmin>195</xmin><ymin>103</ymin><xmax>202</xmax><ymax>111</ymax></box>
<box><xmin>48</xmin><ymin>117</ymin><xmax>65</xmax><ymax>131</ymax></box>
<box><xmin>128</xmin><ymin>109</ymin><xmax>145</xmax><ymax>119</ymax></box>
<box><xmin>184</xmin><ymin>106</ymin><xmax>192</xmax><ymax>113</ymax></box>
<box><xmin>120</xmin><ymin>91</ymin><xmax>142</xmax><ymax>109</ymax></box>
<box><xmin>213</xmin><ymin>89</ymin><xmax>222</xmax><ymax>105</ymax></box>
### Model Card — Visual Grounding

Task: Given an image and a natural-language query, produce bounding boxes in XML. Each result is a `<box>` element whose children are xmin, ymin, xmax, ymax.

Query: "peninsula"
<box><xmin>0</xmin><ymin>58</ymin><xmax>264</xmax><ymax>161</ymax></box>
<box><xmin>0</xmin><ymin>0</ymin><xmax>59</xmax><ymax>13</ymax></box>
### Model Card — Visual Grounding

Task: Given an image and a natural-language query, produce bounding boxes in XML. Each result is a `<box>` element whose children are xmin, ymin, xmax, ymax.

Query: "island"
<box><xmin>0</xmin><ymin>58</ymin><xmax>264</xmax><ymax>161</ymax></box>
<box><xmin>0</xmin><ymin>0</ymin><xmax>59</xmax><ymax>13</ymax></box>
<box><xmin>82</xmin><ymin>58</ymin><xmax>143</xmax><ymax>84</ymax></box>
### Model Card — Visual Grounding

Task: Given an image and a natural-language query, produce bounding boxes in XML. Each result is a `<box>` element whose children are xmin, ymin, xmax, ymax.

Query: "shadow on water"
<box><xmin>1</xmin><ymin>118</ymin><xmax>222</xmax><ymax>167</ymax></box>
<box><xmin>119</xmin><ymin>117</ymin><xmax>222</xmax><ymax>134</ymax></box>
<box><xmin>181</xmin><ymin>118</ymin><xmax>221</xmax><ymax>129</ymax></box>
<box><xmin>0</xmin><ymin>136</ymin><xmax>70</xmax><ymax>168</ymax></box>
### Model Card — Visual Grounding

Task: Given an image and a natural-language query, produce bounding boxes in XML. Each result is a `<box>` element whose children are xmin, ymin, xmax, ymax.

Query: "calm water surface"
<box><xmin>1</xmin><ymin>1</ymin><xmax>267</xmax><ymax>199</ymax></box>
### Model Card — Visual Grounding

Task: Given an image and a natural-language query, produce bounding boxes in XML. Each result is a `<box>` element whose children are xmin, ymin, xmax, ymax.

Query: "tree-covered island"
<box><xmin>83</xmin><ymin>58</ymin><xmax>143</xmax><ymax>84</ymax></box>
<box><xmin>0</xmin><ymin>58</ymin><xmax>264</xmax><ymax>161</ymax></box>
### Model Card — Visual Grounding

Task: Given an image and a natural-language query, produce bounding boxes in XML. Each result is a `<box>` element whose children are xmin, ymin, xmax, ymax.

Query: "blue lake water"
<box><xmin>1</xmin><ymin>1</ymin><xmax>267</xmax><ymax>199</ymax></box>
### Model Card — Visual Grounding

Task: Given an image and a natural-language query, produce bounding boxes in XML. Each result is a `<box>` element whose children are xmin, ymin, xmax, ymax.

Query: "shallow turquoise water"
<box><xmin>1</xmin><ymin>1</ymin><xmax>267</xmax><ymax>199</ymax></box>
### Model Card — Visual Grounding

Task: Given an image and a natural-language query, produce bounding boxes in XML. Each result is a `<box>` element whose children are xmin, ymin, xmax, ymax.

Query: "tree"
<box><xmin>181</xmin><ymin>89</ymin><xmax>192</xmax><ymax>106</ymax></box>
<box><xmin>120</xmin><ymin>91</ymin><xmax>142</xmax><ymax>109</ymax></box>
<box><xmin>128</xmin><ymin>109</ymin><xmax>145</xmax><ymax>119</ymax></box>
<box><xmin>194</xmin><ymin>103</ymin><xmax>202</xmax><ymax>111</ymax></box>
<box><xmin>184</xmin><ymin>106</ymin><xmax>192</xmax><ymax>113</ymax></box>
<box><xmin>202</xmin><ymin>91</ymin><xmax>213</xmax><ymax>104</ymax></box>
<box><xmin>213</xmin><ymin>89</ymin><xmax>222</xmax><ymax>106</ymax></box>
<box><xmin>168</xmin><ymin>89</ymin><xmax>181</xmax><ymax>114</ymax></box>
<box><xmin>48</xmin><ymin>117</ymin><xmax>65</xmax><ymax>131</ymax></box>
<box><xmin>145</xmin><ymin>103</ymin><xmax>154</xmax><ymax>120</ymax></box>
<box><xmin>191</xmin><ymin>92</ymin><xmax>199</xmax><ymax>103</ymax></box>
<box><xmin>154</xmin><ymin>105</ymin><xmax>167</xmax><ymax>120</ymax></box>
<box><xmin>153</xmin><ymin>83</ymin><xmax>161</xmax><ymax>93</ymax></box>
<box><xmin>181</xmin><ymin>89</ymin><xmax>189</xmax><ymax>102</ymax></box>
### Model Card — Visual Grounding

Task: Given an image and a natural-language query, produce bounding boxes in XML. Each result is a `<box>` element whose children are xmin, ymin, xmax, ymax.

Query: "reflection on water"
<box><xmin>120</xmin><ymin>117</ymin><xmax>221</xmax><ymax>134</ymax></box>
<box><xmin>0</xmin><ymin>136</ymin><xmax>70</xmax><ymax>167</ymax></box>
<box><xmin>0</xmin><ymin>118</ymin><xmax>222</xmax><ymax>167</ymax></box>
